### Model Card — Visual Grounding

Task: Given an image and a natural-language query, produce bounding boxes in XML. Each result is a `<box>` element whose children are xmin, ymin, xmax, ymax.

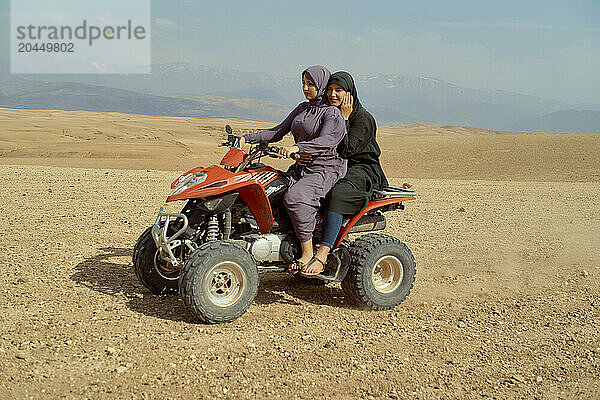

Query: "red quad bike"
<box><xmin>133</xmin><ymin>125</ymin><xmax>417</xmax><ymax>324</ymax></box>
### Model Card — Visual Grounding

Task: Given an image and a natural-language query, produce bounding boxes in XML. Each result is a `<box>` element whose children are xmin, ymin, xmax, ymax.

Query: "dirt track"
<box><xmin>1</xmin><ymin>109</ymin><xmax>599</xmax><ymax>399</ymax></box>
<box><xmin>1</xmin><ymin>164</ymin><xmax>598</xmax><ymax>399</ymax></box>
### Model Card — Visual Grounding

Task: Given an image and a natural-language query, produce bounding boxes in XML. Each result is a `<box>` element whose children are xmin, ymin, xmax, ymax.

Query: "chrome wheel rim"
<box><xmin>371</xmin><ymin>255</ymin><xmax>403</xmax><ymax>294</ymax></box>
<box><xmin>203</xmin><ymin>261</ymin><xmax>246</xmax><ymax>307</ymax></box>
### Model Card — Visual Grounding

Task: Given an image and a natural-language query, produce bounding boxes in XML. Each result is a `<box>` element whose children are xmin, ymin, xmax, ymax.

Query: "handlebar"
<box><xmin>265</xmin><ymin>145</ymin><xmax>299</xmax><ymax>160</ymax></box>
<box><xmin>219</xmin><ymin>133</ymin><xmax>300</xmax><ymax>160</ymax></box>
<box><xmin>219</xmin><ymin>134</ymin><xmax>241</xmax><ymax>148</ymax></box>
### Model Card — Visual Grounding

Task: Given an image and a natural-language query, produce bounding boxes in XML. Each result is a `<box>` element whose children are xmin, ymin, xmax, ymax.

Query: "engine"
<box><xmin>240</xmin><ymin>233</ymin><xmax>299</xmax><ymax>263</ymax></box>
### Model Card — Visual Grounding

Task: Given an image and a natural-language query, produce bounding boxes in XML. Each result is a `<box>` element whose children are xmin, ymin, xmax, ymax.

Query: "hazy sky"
<box><xmin>2</xmin><ymin>0</ymin><xmax>599</xmax><ymax>104</ymax></box>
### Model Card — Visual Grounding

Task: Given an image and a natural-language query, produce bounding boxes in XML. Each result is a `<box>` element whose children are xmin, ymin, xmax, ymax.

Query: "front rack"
<box><xmin>151</xmin><ymin>206</ymin><xmax>190</xmax><ymax>267</ymax></box>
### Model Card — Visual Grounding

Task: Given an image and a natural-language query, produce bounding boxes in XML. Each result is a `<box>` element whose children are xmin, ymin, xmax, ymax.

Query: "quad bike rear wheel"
<box><xmin>342</xmin><ymin>233</ymin><xmax>416</xmax><ymax>310</ymax></box>
<box><xmin>179</xmin><ymin>241</ymin><xmax>259</xmax><ymax>324</ymax></box>
<box><xmin>133</xmin><ymin>226</ymin><xmax>179</xmax><ymax>295</ymax></box>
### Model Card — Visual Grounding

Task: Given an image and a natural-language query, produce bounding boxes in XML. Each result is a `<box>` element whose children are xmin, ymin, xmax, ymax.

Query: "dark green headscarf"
<box><xmin>328</xmin><ymin>71</ymin><xmax>363</xmax><ymax>123</ymax></box>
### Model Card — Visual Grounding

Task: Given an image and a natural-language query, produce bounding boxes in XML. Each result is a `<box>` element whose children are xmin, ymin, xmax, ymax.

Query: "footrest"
<box><xmin>313</xmin><ymin>248</ymin><xmax>350</xmax><ymax>282</ymax></box>
<box><xmin>373</xmin><ymin>186</ymin><xmax>417</xmax><ymax>197</ymax></box>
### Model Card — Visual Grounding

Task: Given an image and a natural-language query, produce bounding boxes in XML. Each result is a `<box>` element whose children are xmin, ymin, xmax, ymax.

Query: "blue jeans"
<box><xmin>320</xmin><ymin>211</ymin><xmax>344</xmax><ymax>248</ymax></box>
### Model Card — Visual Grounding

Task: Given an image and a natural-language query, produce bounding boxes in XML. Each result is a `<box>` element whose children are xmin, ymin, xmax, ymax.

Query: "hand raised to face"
<box><xmin>340</xmin><ymin>93</ymin><xmax>353</xmax><ymax>120</ymax></box>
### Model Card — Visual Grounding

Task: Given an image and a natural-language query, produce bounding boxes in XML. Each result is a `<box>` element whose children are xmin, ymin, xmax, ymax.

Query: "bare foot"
<box><xmin>287</xmin><ymin>255</ymin><xmax>311</xmax><ymax>273</ymax></box>
<box><xmin>301</xmin><ymin>257</ymin><xmax>325</xmax><ymax>275</ymax></box>
<box><xmin>314</xmin><ymin>245</ymin><xmax>330</xmax><ymax>266</ymax></box>
<box><xmin>298</xmin><ymin>255</ymin><xmax>312</xmax><ymax>265</ymax></box>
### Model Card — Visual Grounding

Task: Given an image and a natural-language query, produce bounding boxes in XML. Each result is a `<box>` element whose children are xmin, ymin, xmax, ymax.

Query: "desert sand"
<box><xmin>1</xmin><ymin>107</ymin><xmax>599</xmax><ymax>399</ymax></box>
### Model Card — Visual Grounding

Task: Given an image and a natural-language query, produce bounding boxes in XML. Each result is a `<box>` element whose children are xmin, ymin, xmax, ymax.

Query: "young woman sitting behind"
<box><xmin>239</xmin><ymin>65</ymin><xmax>347</xmax><ymax>273</ymax></box>
<box><xmin>301</xmin><ymin>71</ymin><xmax>389</xmax><ymax>276</ymax></box>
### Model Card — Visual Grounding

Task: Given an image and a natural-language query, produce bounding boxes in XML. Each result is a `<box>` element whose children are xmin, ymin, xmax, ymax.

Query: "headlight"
<box><xmin>170</xmin><ymin>173</ymin><xmax>208</xmax><ymax>196</ymax></box>
<box><xmin>172</xmin><ymin>173</ymin><xmax>193</xmax><ymax>188</ymax></box>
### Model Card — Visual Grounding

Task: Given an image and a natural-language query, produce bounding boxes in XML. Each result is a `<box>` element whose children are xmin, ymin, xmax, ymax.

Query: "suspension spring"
<box><xmin>206</xmin><ymin>215</ymin><xmax>219</xmax><ymax>242</ymax></box>
<box><xmin>223</xmin><ymin>210</ymin><xmax>232</xmax><ymax>240</ymax></box>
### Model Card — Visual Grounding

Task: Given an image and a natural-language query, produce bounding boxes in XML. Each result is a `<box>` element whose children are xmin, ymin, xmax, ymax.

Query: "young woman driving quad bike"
<box><xmin>239</xmin><ymin>65</ymin><xmax>347</xmax><ymax>276</ymax></box>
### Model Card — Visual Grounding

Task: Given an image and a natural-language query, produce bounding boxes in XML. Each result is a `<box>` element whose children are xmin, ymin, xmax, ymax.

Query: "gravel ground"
<box><xmin>1</xmin><ymin>164</ymin><xmax>599</xmax><ymax>399</ymax></box>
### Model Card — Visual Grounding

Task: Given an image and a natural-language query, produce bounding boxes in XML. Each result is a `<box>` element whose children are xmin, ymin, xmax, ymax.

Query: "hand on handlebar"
<box><xmin>278</xmin><ymin>145</ymin><xmax>300</xmax><ymax>159</ymax></box>
<box><xmin>238</xmin><ymin>136</ymin><xmax>246</xmax><ymax>147</ymax></box>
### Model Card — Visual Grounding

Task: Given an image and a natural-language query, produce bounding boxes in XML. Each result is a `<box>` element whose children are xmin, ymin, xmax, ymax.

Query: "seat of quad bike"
<box><xmin>373</xmin><ymin>186</ymin><xmax>417</xmax><ymax>198</ymax></box>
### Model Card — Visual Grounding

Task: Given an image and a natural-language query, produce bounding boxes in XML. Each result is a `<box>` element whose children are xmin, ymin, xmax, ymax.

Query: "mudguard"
<box><xmin>236</xmin><ymin>183</ymin><xmax>273</xmax><ymax>233</ymax></box>
<box><xmin>166</xmin><ymin>165</ymin><xmax>275</xmax><ymax>234</ymax></box>
<box><xmin>333</xmin><ymin>196</ymin><xmax>416</xmax><ymax>248</ymax></box>
<box><xmin>220</xmin><ymin>147</ymin><xmax>246</xmax><ymax>168</ymax></box>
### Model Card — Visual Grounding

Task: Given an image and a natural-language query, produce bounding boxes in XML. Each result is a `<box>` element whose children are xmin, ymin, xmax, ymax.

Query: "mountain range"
<box><xmin>1</xmin><ymin>62</ymin><xmax>598</xmax><ymax>133</ymax></box>
<box><xmin>0</xmin><ymin>78</ymin><xmax>291</xmax><ymax>123</ymax></box>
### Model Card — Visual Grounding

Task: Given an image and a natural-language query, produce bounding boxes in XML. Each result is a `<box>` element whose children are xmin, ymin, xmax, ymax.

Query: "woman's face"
<box><xmin>326</xmin><ymin>83</ymin><xmax>347</xmax><ymax>107</ymax></box>
<box><xmin>302</xmin><ymin>74</ymin><xmax>318</xmax><ymax>100</ymax></box>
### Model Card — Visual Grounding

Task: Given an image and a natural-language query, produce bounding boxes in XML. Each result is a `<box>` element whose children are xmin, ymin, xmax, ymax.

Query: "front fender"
<box><xmin>167</xmin><ymin>165</ymin><xmax>274</xmax><ymax>234</ymax></box>
<box><xmin>236</xmin><ymin>183</ymin><xmax>273</xmax><ymax>234</ymax></box>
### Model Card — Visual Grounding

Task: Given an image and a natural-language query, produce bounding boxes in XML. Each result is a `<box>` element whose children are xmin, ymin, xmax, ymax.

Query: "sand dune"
<box><xmin>1</xmin><ymin>108</ymin><xmax>599</xmax><ymax>399</ymax></box>
<box><xmin>2</xmin><ymin>107</ymin><xmax>598</xmax><ymax>181</ymax></box>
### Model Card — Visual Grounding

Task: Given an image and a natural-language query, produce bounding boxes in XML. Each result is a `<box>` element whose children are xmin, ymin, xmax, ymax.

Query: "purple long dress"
<box><xmin>243</xmin><ymin>65</ymin><xmax>347</xmax><ymax>242</ymax></box>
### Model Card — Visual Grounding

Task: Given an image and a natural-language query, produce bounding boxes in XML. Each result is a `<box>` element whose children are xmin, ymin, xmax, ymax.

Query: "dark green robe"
<box><xmin>327</xmin><ymin>72</ymin><xmax>388</xmax><ymax>215</ymax></box>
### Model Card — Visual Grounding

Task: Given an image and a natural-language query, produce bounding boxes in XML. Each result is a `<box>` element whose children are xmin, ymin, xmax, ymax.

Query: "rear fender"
<box><xmin>333</xmin><ymin>196</ymin><xmax>416</xmax><ymax>248</ymax></box>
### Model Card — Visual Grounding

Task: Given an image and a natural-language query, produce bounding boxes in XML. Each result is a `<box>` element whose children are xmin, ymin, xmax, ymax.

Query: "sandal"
<box><xmin>299</xmin><ymin>257</ymin><xmax>326</xmax><ymax>277</ymax></box>
<box><xmin>286</xmin><ymin>259</ymin><xmax>305</xmax><ymax>274</ymax></box>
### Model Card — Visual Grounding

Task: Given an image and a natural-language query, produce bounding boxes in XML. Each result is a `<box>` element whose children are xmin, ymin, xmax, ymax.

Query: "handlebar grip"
<box><xmin>263</xmin><ymin>146</ymin><xmax>300</xmax><ymax>160</ymax></box>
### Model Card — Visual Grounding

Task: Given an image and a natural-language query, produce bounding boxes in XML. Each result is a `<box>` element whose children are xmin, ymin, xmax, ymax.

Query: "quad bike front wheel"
<box><xmin>179</xmin><ymin>241</ymin><xmax>259</xmax><ymax>324</ymax></box>
<box><xmin>342</xmin><ymin>233</ymin><xmax>416</xmax><ymax>310</ymax></box>
<box><xmin>133</xmin><ymin>226</ymin><xmax>180</xmax><ymax>295</ymax></box>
